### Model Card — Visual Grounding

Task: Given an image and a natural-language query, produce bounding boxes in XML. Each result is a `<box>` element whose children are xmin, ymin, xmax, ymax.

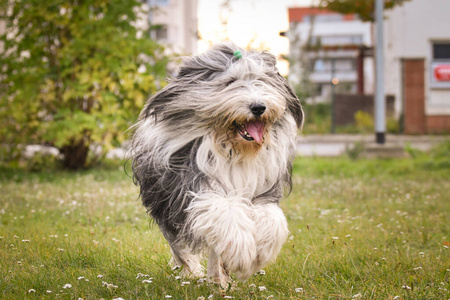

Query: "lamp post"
<box><xmin>331</xmin><ymin>58</ymin><xmax>339</xmax><ymax>134</ymax></box>
<box><xmin>375</xmin><ymin>0</ymin><xmax>386</xmax><ymax>144</ymax></box>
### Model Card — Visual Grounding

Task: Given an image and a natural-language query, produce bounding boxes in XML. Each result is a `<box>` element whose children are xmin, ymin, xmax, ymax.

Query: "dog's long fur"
<box><xmin>130</xmin><ymin>43</ymin><xmax>303</xmax><ymax>285</ymax></box>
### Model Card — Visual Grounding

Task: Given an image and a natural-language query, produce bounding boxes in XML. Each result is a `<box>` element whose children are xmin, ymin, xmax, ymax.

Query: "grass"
<box><xmin>1</xmin><ymin>151</ymin><xmax>449</xmax><ymax>299</ymax></box>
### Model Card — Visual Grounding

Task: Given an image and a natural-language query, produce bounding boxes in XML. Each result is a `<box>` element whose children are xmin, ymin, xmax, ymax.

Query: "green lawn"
<box><xmin>1</xmin><ymin>150</ymin><xmax>449</xmax><ymax>299</ymax></box>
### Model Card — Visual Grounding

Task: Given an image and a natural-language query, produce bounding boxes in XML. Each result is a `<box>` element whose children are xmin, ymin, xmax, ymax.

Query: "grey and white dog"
<box><xmin>130</xmin><ymin>43</ymin><xmax>303</xmax><ymax>286</ymax></box>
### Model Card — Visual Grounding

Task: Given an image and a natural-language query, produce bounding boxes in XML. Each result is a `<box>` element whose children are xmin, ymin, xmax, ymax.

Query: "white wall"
<box><xmin>150</xmin><ymin>0</ymin><xmax>198</xmax><ymax>55</ymax></box>
<box><xmin>384</xmin><ymin>0</ymin><xmax>450</xmax><ymax>115</ymax></box>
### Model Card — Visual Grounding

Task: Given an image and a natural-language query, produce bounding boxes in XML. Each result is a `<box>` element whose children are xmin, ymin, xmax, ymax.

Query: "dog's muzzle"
<box><xmin>234</xmin><ymin>120</ymin><xmax>265</xmax><ymax>144</ymax></box>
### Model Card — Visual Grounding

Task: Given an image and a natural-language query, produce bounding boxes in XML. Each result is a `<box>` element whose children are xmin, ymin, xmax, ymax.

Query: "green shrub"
<box><xmin>354</xmin><ymin>110</ymin><xmax>374</xmax><ymax>133</ymax></box>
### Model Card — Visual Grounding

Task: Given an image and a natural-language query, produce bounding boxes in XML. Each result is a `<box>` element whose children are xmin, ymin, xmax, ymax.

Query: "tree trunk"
<box><xmin>61</xmin><ymin>139</ymin><xmax>90</xmax><ymax>170</ymax></box>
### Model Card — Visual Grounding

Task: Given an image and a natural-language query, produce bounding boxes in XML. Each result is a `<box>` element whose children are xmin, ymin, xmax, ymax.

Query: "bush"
<box><xmin>301</xmin><ymin>102</ymin><xmax>331</xmax><ymax>134</ymax></box>
<box><xmin>0</xmin><ymin>0</ymin><xmax>169</xmax><ymax>170</ymax></box>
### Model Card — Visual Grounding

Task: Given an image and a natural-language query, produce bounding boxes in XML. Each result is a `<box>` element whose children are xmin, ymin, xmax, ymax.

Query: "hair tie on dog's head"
<box><xmin>233</xmin><ymin>51</ymin><xmax>242</xmax><ymax>60</ymax></box>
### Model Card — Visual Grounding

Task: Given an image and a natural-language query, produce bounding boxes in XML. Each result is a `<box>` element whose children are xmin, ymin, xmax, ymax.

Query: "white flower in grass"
<box><xmin>249</xmin><ymin>284</ymin><xmax>256</xmax><ymax>288</ymax></box>
<box><xmin>197</xmin><ymin>278</ymin><xmax>207</xmax><ymax>284</ymax></box>
<box><xmin>142</xmin><ymin>279</ymin><xmax>152</xmax><ymax>284</ymax></box>
<box><xmin>22</xmin><ymin>239</ymin><xmax>30</xmax><ymax>243</ymax></box>
<box><xmin>58</xmin><ymin>248</ymin><xmax>65</xmax><ymax>252</ymax></box>
<box><xmin>295</xmin><ymin>287</ymin><xmax>304</xmax><ymax>293</ymax></box>
<box><xmin>393</xmin><ymin>296</ymin><xmax>400</xmax><ymax>300</ymax></box>
<box><xmin>46</xmin><ymin>290</ymin><xmax>52</xmax><ymax>293</ymax></box>
<box><xmin>401</xmin><ymin>285</ymin><xmax>412</xmax><ymax>290</ymax></box>
<box><xmin>136</xmin><ymin>273</ymin><xmax>152</xmax><ymax>279</ymax></box>
<box><xmin>113</xmin><ymin>298</ymin><xmax>125</xmax><ymax>300</ymax></box>
<box><xmin>332</xmin><ymin>237</ymin><xmax>339</xmax><ymax>240</ymax></box>
<box><xmin>63</xmin><ymin>284</ymin><xmax>72</xmax><ymax>289</ymax></box>
<box><xmin>257</xmin><ymin>270</ymin><xmax>266</xmax><ymax>275</ymax></box>
<box><xmin>97</xmin><ymin>274</ymin><xmax>104</xmax><ymax>278</ymax></box>
<box><xmin>180</xmin><ymin>281</ymin><xmax>190</xmax><ymax>286</ymax></box>
<box><xmin>413</xmin><ymin>267</ymin><xmax>422</xmax><ymax>271</ymax></box>
<box><xmin>352</xmin><ymin>293</ymin><xmax>362</xmax><ymax>299</ymax></box>
<box><xmin>28</xmin><ymin>289</ymin><xmax>36</xmax><ymax>293</ymax></box>
<box><xmin>174</xmin><ymin>276</ymin><xmax>182</xmax><ymax>280</ymax></box>
<box><xmin>197</xmin><ymin>297</ymin><xmax>205</xmax><ymax>300</ymax></box>
<box><xmin>77</xmin><ymin>276</ymin><xmax>85</xmax><ymax>280</ymax></box>
<box><xmin>102</xmin><ymin>281</ymin><xmax>118</xmax><ymax>290</ymax></box>
<box><xmin>208</xmin><ymin>295</ymin><xmax>213</xmax><ymax>299</ymax></box>
<box><xmin>419</xmin><ymin>252</ymin><xmax>425</xmax><ymax>257</ymax></box>
<box><xmin>258</xmin><ymin>286</ymin><xmax>267</xmax><ymax>291</ymax></box>
<box><xmin>223</xmin><ymin>296</ymin><xmax>233</xmax><ymax>299</ymax></box>
<box><xmin>267</xmin><ymin>296</ymin><xmax>274</xmax><ymax>299</ymax></box>
<box><xmin>165</xmin><ymin>296</ymin><xmax>172</xmax><ymax>298</ymax></box>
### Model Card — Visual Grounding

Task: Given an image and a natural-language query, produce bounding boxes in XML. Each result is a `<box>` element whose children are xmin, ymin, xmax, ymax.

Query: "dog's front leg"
<box><xmin>207</xmin><ymin>248</ymin><xmax>230</xmax><ymax>287</ymax></box>
<box><xmin>251</xmin><ymin>203</ymin><xmax>289</xmax><ymax>272</ymax></box>
<box><xmin>186</xmin><ymin>193</ymin><xmax>257</xmax><ymax>282</ymax></box>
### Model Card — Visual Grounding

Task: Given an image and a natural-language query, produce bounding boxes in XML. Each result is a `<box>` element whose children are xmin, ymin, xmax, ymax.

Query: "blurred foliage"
<box><xmin>0</xmin><ymin>0</ymin><xmax>168</xmax><ymax>169</ymax></box>
<box><xmin>354</xmin><ymin>110</ymin><xmax>374</xmax><ymax>133</ymax></box>
<box><xmin>345</xmin><ymin>141</ymin><xmax>365</xmax><ymax>160</ymax></box>
<box><xmin>302</xmin><ymin>103</ymin><xmax>400</xmax><ymax>134</ymax></box>
<box><xmin>301</xmin><ymin>102</ymin><xmax>332</xmax><ymax>134</ymax></box>
<box><xmin>405</xmin><ymin>140</ymin><xmax>450</xmax><ymax>170</ymax></box>
<box><xmin>319</xmin><ymin>0</ymin><xmax>412</xmax><ymax>22</ymax></box>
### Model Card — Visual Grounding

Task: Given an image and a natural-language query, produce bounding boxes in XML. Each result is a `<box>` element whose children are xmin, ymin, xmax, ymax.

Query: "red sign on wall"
<box><xmin>433</xmin><ymin>64</ymin><xmax>450</xmax><ymax>81</ymax></box>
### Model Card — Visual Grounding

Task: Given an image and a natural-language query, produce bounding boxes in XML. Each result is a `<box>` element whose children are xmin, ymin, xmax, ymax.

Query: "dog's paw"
<box><xmin>208</xmin><ymin>274</ymin><xmax>231</xmax><ymax>289</ymax></box>
<box><xmin>180</xmin><ymin>265</ymin><xmax>206</xmax><ymax>279</ymax></box>
<box><xmin>216</xmin><ymin>231</ymin><xmax>257</xmax><ymax>281</ymax></box>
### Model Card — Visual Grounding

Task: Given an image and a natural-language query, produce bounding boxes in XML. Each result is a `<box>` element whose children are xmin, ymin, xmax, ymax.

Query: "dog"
<box><xmin>130</xmin><ymin>43</ymin><xmax>303</xmax><ymax>286</ymax></box>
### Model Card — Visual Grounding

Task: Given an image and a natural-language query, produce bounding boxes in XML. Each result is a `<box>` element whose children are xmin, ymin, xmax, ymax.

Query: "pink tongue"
<box><xmin>246</xmin><ymin>120</ymin><xmax>265</xmax><ymax>144</ymax></box>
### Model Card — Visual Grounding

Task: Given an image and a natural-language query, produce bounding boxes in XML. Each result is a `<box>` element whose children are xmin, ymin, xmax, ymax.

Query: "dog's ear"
<box><xmin>139</xmin><ymin>82</ymin><xmax>181</xmax><ymax>121</ymax></box>
<box><xmin>258</xmin><ymin>52</ymin><xmax>303</xmax><ymax>129</ymax></box>
<box><xmin>281</xmin><ymin>73</ymin><xmax>304</xmax><ymax>129</ymax></box>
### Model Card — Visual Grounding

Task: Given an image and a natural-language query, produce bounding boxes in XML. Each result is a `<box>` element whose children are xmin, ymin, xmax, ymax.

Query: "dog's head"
<box><xmin>140</xmin><ymin>43</ymin><xmax>303</xmax><ymax>158</ymax></box>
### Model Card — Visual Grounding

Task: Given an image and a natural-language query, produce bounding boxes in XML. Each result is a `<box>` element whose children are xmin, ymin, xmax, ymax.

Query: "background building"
<box><xmin>383</xmin><ymin>0</ymin><xmax>450</xmax><ymax>133</ymax></box>
<box><xmin>286</xmin><ymin>7</ymin><xmax>374</xmax><ymax>103</ymax></box>
<box><xmin>147</xmin><ymin>0</ymin><xmax>198</xmax><ymax>55</ymax></box>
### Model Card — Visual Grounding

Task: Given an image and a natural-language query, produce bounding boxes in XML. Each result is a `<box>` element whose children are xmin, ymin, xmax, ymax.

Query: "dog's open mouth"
<box><xmin>234</xmin><ymin>120</ymin><xmax>265</xmax><ymax>144</ymax></box>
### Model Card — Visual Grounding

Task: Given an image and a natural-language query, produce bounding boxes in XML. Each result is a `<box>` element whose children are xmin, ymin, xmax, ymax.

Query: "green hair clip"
<box><xmin>233</xmin><ymin>50</ymin><xmax>243</xmax><ymax>60</ymax></box>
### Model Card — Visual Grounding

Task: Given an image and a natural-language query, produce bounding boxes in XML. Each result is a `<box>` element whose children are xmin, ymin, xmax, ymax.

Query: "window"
<box><xmin>431</xmin><ymin>42</ymin><xmax>450</xmax><ymax>88</ymax></box>
<box><xmin>153</xmin><ymin>24</ymin><xmax>168</xmax><ymax>41</ymax></box>
<box><xmin>433</xmin><ymin>43</ymin><xmax>450</xmax><ymax>60</ymax></box>
<box><xmin>304</xmin><ymin>14</ymin><xmax>343</xmax><ymax>23</ymax></box>
<box><xmin>148</xmin><ymin>0</ymin><xmax>169</xmax><ymax>6</ymax></box>
<box><xmin>311</xmin><ymin>35</ymin><xmax>363</xmax><ymax>46</ymax></box>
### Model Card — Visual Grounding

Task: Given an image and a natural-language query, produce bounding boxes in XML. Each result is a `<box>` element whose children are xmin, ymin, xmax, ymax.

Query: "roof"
<box><xmin>288</xmin><ymin>7</ymin><xmax>355</xmax><ymax>23</ymax></box>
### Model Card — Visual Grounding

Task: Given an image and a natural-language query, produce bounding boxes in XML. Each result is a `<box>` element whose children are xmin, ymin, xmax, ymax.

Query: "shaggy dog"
<box><xmin>130</xmin><ymin>43</ymin><xmax>303</xmax><ymax>286</ymax></box>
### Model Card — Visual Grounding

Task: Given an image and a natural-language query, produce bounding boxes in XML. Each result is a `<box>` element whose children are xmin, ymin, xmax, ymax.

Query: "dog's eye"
<box><xmin>226</xmin><ymin>79</ymin><xmax>236</xmax><ymax>86</ymax></box>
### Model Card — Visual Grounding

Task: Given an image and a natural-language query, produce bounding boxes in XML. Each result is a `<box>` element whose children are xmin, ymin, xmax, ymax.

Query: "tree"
<box><xmin>319</xmin><ymin>0</ymin><xmax>411</xmax><ymax>22</ymax></box>
<box><xmin>0</xmin><ymin>0</ymin><xmax>168</xmax><ymax>169</ymax></box>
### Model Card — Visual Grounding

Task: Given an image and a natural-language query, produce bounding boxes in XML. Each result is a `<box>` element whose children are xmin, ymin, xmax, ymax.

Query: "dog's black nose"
<box><xmin>250</xmin><ymin>103</ymin><xmax>266</xmax><ymax>116</ymax></box>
